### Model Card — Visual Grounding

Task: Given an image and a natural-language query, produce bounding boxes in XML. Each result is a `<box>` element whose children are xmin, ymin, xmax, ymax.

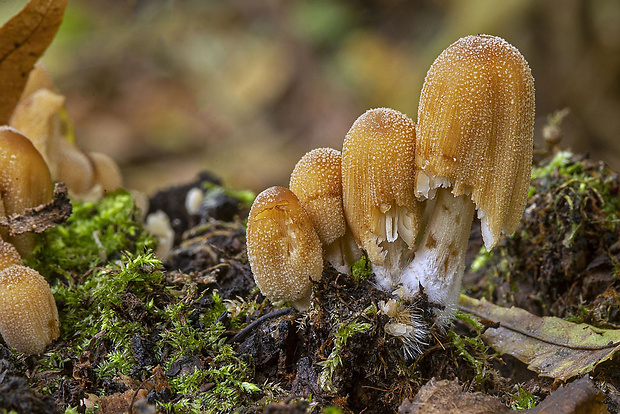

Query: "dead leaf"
<box><xmin>399</xmin><ymin>376</ymin><xmax>607</xmax><ymax>414</ymax></box>
<box><xmin>530</xmin><ymin>376</ymin><xmax>607</xmax><ymax>414</ymax></box>
<box><xmin>0</xmin><ymin>0</ymin><xmax>67</xmax><ymax>124</ymax></box>
<box><xmin>459</xmin><ymin>295</ymin><xmax>620</xmax><ymax>381</ymax></box>
<box><xmin>398</xmin><ymin>378</ymin><xmax>510</xmax><ymax>414</ymax></box>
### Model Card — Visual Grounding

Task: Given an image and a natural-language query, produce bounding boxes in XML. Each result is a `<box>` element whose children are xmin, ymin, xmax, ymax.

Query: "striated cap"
<box><xmin>0</xmin><ymin>264</ymin><xmax>60</xmax><ymax>354</ymax></box>
<box><xmin>342</xmin><ymin>108</ymin><xmax>422</xmax><ymax>268</ymax></box>
<box><xmin>246</xmin><ymin>186</ymin><xmax>323</xmax><ymax>310</ymax></box>
<box><xmin>416</xmin><ymin>34</ymin><xmax>535</xmax><ymax>249</ymax></box>
<box><xmin>0</xmin><ymin>127</ymin><xmax>53</xmax><ymax>256</ymax></box>
<box><xmin>289</xmin><ymin>147</ymin><xmax>346</xmax><ymax>247</ymax></box>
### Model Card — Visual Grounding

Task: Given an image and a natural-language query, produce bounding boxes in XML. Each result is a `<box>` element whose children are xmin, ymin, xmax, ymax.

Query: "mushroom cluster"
<box><xmin>9</xmin><ymin>63</ymin><xmax>123</xmax><ymax>201</ymax></box>
<box><xmin>247</xmin><ymin>34</ymin><xmax>535</xmax><ymax>324</ymax></box>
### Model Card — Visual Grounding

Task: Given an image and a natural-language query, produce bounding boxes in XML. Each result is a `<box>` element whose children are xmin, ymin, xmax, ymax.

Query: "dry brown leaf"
<box><xmin>530</xmin><ymin>376</ymin><xmax>607</xmax><ymax>414</ymax></box>
<box><xmin>398</xmin><ymin>378</ymin><xmax>510</xmax><ymax>414</ymax></box>
<box><xmin>459</xmin><ymin>295</ymin><xmax>620</xmax><ymax>381</ymax></box>
<box><xmin>399</xmin><ymin>376</ymin><xmax>607</xmax><ymax>414</ymax></box>
<box><xmin>0</xmin><ymin>0</ymin><xmax>67</xmax><ymax>124</ymax></box>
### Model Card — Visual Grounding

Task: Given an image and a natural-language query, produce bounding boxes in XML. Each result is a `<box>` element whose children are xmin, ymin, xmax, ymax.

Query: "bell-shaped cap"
<box><xmin>0</xmin><ymin>127</ymin><xmax>53</xmax><ymax>256</ymax></box>
<box><xmin>289</xmin><ymin>147</ymin><xmax>346</xmax><ymax>247</ymax></box>
<box><xmin>246</xmin><ymin>186</ymin><xmax>323</xmax><ymax>310</ymax></box>
<box><xmin>416</xmin><ymin>34</ymin><xmax>535</xmax><ymax>249</ymax></box>
<box><xmin>342</xmin><ymin>108</ymin><xmax>422</xmax><ymax>269</ymax></box>
<box><xmin>0</xmin><ymin>264</ymin><xmax>60</xmax><ymax>354</ymax></box>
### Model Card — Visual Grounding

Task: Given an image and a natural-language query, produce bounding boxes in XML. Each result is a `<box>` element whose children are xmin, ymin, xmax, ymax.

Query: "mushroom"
<box><xmin>88</xmin><ymin>151</ymin><xmax>124</xmax><ymax>195</ymax></box>
<box><xmin>0</xmin><ymin>126</ymin><xmax>54</xmax><ymax>257</ymax></box>
<box><xmin>400</xmin><ymin>35</ymin><xmax>535</xmax><ymax>320</ymax></box>
<box><xmin>289</xmin><ymin>147</ymin><xmax>361</xmax><ymax>273</ymax></box>
<box><xmin>0</xmin><ymin>240</ymin><xmax>59</xmax><ymax>354</ymax></box>
<box><xmin>9</xmin><ymin>80</ymin><xmax>122</xmax><ymax>200</ymax></box>
<box><xmin>246</xmin><ymin>186</ymin><xmax>323</xmax><ymax>310</ymax></box>
<box><xmin>341</xmin><ymin>108</ymin><xmax>422</xmax><ymax>290</ymax></box>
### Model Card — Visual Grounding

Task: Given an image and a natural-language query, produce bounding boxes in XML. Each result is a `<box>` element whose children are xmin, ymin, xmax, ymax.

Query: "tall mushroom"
<box><xmin>246</xmin><ymin>186</ymin><xmax>323</xmax><ymax>310</ymax></box>
<box><xmin>342</xmin><ymin>108</ymin><xmax>422</xmax><ymax>290</ymax></box>
<box><xmin>289</xmin><ymin>147</ymin><xmax>361</xmax><ymax>273</ymax></box>
<box><xmin>400</xmin><ymin>35</ymin><xmax>535</xmax><ymax>321</ymax></box>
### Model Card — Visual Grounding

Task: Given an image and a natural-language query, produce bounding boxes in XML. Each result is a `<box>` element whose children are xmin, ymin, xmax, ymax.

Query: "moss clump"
<box><xmin>466</xmin><ymin>152</ymin><xmax>620</xmax><ymax>324</ymax></box>
<box><xmin>22</xmin><ymin>189</ymin><xmax>265</xmax><ymax>413</ymax></box>
<box><xmin>27</xmin><ymin>190</ymin><xmax>156</xmax><ymax>278</ymax></box>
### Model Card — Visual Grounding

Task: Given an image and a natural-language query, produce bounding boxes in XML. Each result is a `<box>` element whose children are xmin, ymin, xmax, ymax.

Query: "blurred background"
<box><xmin>3</xmin><ymin>0</ymin><xmax>620</xmax><ymax>194</ymax></box>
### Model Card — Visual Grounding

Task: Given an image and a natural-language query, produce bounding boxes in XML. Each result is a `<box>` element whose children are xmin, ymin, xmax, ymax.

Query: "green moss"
<box><xmin>27</xmin><ymin>190</ymin><xmax>157</xmax><ymax>277</ymax></box>
<box><xmin>509</xmin><ymin>384</ymin><xmax>537</xmax><ymax>410</ymax></box>
<box><xmin>351</xmin><ymin>255</ymin><xmax>372</xmax><ymax>282</ymax></box>
<box><xmin>318</xmin><ymin>318</ymin><xmax>372</xmax><ymax>393</ymax></box>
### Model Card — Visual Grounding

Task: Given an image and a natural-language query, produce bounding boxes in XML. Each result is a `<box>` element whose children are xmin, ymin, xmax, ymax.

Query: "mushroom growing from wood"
<box><xmin>246</xmin><ymin>186</ymin><xmax>323</xmax><ymax>310</ymax></box>
<box><xmin>0</xmin><ymin>126</ymin><xmax>54</xmax><ymax>257</ymax></box>
<box><xmin>0</xmin><ymin>240</ymin><xmax>59</xmax><ymax>354</ymax></box>
<box><xmin>289</xmin><ymin>147</ymin><xmax>361</xmax><ymax>273</ymax></box>
<box><xmin>342</xmin><ymin>108</ymin><xmax>422</xmax><ymax>290</ymax></box>
<box><xmin>400</xmin><ymin>34</ymin><xmax>535</xmax><ymax>321</ymax></box>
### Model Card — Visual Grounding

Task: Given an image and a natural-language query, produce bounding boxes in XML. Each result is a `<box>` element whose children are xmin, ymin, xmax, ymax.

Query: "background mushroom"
<box><xmin>246</xmin><ymin>186</ymin><xmax>323</xmax><ymax>310</ymax></box>
<box><xmin>9</xmin><ymin>70</ymin><xmax>123</xmax><ymax>200</ymax></box>
<box><xmin>0</xmin><ymin>127</ymin><xmax>54</xmax><ymax>257</ymax></box>
<box><xmin>400</xmin><ymin>34</ymin><xmax>535</xmax><ymax>322</ymax></box>
<box><xmin>341</xmin><ymin>108</ymin><xmax>422</xmax><ymax>290</ymax></box>
<box><xmin>289</xmin><ymin>147</ymin><xmax>361</xmax><ymax>274</ymax></box>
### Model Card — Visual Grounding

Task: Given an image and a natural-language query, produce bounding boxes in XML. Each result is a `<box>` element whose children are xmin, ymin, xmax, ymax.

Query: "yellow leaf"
<box><xmin>0</xmin><ymin>0</ymin><xmax>67</xmax><ymax>124</ymax></box>
<box><xmin>459</xmin><ymin>295</ymin><xmax>620</xmax><ymax>381</ymax></box>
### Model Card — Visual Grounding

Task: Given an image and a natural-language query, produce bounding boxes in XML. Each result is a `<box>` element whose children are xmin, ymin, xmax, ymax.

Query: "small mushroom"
<box><xmin>246</xmin><ymin>186</ymin><xmax>323</xmax><ymax>310</ymax></box>
<box><xmin>400</xmin><ymin>35</ymin><xmax>535</xmax><ymax>321</ymax></box>
<box><xmin>289</xmin><ymin>147</ymin><xmax>361</xmax><ymax>273</ymax></box>
<box><xmin>0</xmin><ymin>263</ymin><xmax>60</xmax><ymax>354</ymax></box>
<box><xmin>88</xmin><ymin>151</ymin><xmax>123</xmax><ymax>195</ymax></box>
<box><xmin>342</xmin><ymin>108</ymin><xmax>422</xmax><ymax>289</ymax></box>
<box><xmin>0</xmin><ymin>126</ymin><xmax>54</xmax><ymax>257</ymax></box>
<box><xmin>9</xmin><ymin>81</ymin><xmax>123</xmax><ymax>200</ymax></box>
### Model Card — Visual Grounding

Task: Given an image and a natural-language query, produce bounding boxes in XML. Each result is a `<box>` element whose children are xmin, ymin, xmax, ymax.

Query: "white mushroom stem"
<box><xmin>399</xmin><ymin>188</ymin><xmax>475</xmax><ymax>323</ymax></box>
<box><xmin>324</xmin><ymin>226</ymin><xmax>362</xmax><ymax>274</ymax></box>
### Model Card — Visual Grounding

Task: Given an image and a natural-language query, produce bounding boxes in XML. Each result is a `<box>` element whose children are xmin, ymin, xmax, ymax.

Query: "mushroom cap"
<box><xmin>0</xmin><ymin>240</ymin><xmax>23</xmax><ymax>269</ymax></box>
<box><xmin>416</xmin><ymin>34</ymin><xmax>535</xmax><ymax>249</ymax></box>
<box><xmin>0</xmin><ymin>127</ymin><xmax>54</xmax><ymax>255</ymax></box>
<box><xmin>9</xmin><ymin>88</ymin><xmax>65</xmax><ymax>177</ymax></box>
<box><xmin>342</xmin><ymin>108</ymin><xmax>421</xmax><ymax>266</ymax></box>
<box><xmin>0</xmin><ymin>264</ymin><xmax>60</xmax><ymax>354</ymax></box>
<box><xmin>88</xmin><ymin>151</ymin><xmax>123</xmax><ymax>193</ymax></box>
<box><xmin>289</xmin><ymin>147</ymin><xmax>346</xmax><ymax>246</ymax></box>
<box><xmin>246</xmin><ymin>186</ymin><xmax>323</xmax><ymax>308</ymax></box>
<box><xmin>56</xmin><ymin>139</ymin><xmax>95</xmax><ymax>195</ymax></box>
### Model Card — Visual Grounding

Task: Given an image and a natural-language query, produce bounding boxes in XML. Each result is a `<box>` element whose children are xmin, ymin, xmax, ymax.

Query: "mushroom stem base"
<box><xmin>399</xmin><ymin>188</ymin><xmax>475</xmax><ymax>325</ymax></box>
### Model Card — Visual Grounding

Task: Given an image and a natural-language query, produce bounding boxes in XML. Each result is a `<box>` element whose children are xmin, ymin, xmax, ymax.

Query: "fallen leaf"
<box><xmin>530</xmin><ymin>376</ymin><xmax>607</xmax><ymax>414</ymax></box>
<box><xmin>0</xmin><ymin>0</ymin><xmax>67</xmax><ymax>124</ymax></box>
<box><xmin>398</xmin><ymin>378</ymin><xmax>510</xmax><ymax>414</ymax></box>
<box><xmin>398</xmin><ymin>376</ymin><xmax>607</xmax><ymax>414</ymax></box>
<box><xmin>459</xmin><ymin>295</ymin><xmax>620</xmax><ymax>381</ymax></box>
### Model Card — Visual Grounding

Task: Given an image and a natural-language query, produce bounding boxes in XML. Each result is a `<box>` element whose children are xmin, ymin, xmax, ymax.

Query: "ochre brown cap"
<box><xmin>246</xmin><ymin>186</ymin><xmax>323</xmax><ymax>310</ymax></box>
<box><xmin>0</xmin><ymin>127</ymin><xmax>53</xmax><ymax>256</ymax></box>
<box><xmin>289</xmin><ymin>147</ymin><xmax>345</xmax><ymax>247</ymax></box>
<box><xmin>342</xmin><ymin>108</ymin><xmax>421</xmax><ymax>266</ymax></box>
<box><xmin>416</xmin><ymin>34</ymin><xmax>535</xmax><ymax>249</ymax></box>
<box><xmin>0</xmin><ymin>264</ymin><xmax>60</xmax><ymax>354</ymax></box>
